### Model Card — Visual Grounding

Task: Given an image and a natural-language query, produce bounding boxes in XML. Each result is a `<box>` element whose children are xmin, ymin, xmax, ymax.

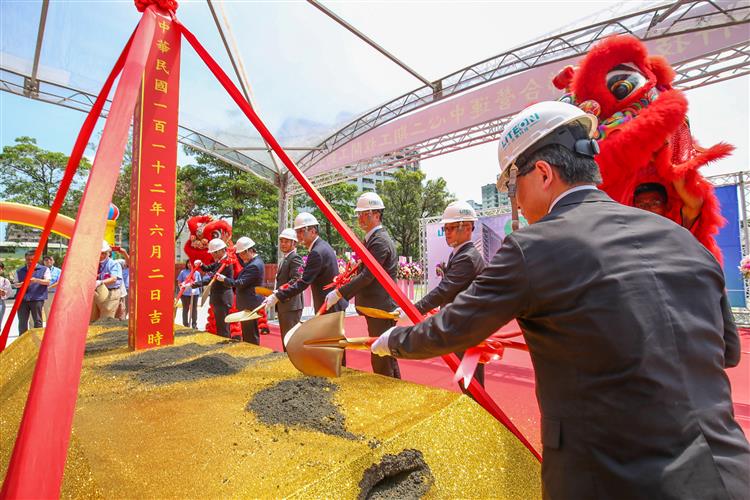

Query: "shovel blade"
<box><xmin>200</xmin><ymin>282</ymin><xmax>212</xmax><ymax>307</ymax></box>
<box><xmin>285</xmin><ymin>312</ymin><xmax>346</xmax><ymax>378</ymax></box>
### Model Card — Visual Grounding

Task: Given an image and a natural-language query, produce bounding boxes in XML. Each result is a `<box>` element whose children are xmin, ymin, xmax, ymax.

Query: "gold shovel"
<box><xmin>285</xmin><ymin>311</ymin><xmax>375</xmax><ymax>378</ymax></box>
<box><xmin>225</xmin><ymin>303</ymin><xmax>265</xmax><ymax>323</ymax></box>
<box><xmin>199</xmin><ymin>278</ymin><xmax>215</xmax><ymax>307</ymax></box>
<box><xmin>355</xmin><ymin>306</ymin><xmax>400</xmax><ymax>320</ymax></box>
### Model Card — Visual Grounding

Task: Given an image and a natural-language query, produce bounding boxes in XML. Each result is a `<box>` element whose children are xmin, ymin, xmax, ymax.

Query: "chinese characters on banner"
<box><xmin>129</xmin><ymin>14</ymin><xmax>180</xmax><ymax>350</ymax></box>
<box><xmin>307</xmin><ymin>23</ymin><xmax>748</xmax><ymax>177</ymax></box>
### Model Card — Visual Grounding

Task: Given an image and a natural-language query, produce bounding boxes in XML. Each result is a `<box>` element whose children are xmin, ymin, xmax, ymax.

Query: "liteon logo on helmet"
<box><xmin>459</xmin><ymin>209</ymin><xmax>471</xmax><ymax>215</ymax></box>
<box><xmin>501</xmin><ymin>112</ymin><xmax>541</xmax><ymax>148</ymax></box>
<box><xmin>370</xmin><ymin>200</ymin><xmax>378</xmax><ymax>206</ymax></box>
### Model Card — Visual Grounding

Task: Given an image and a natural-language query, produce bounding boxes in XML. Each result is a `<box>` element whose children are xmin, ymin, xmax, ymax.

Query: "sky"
<box><xmin>0</xmin><ymin>0</ymin><xmax>747</xmax><ymax>206</ymax></box>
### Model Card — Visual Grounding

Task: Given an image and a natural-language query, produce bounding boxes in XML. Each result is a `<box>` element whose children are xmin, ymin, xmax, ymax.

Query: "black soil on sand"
<box><xmin>85</xmin><ymin>321</ymin><xmax>201</xmax><ymax>356</ymax></box>
<box><xmin>247</xmin><ymin>377</ymin><xmax>358</xmax><ymax>440</ymax></box>
<box><xmin>85</xmin><ymin>327</ymin><xmax>129</xmax><ymax>355</ymax></box>
<box><xmin>358</xmin><ymin>449</ymin><xmax>434</xmax><ymax>500</ymax></box>
<box><xmin>135</xmin><ymin>352</ymin><xmax>286</xmax><ymax>385</ymax></box>
<box><xmin>104</xmin><ymin>342</ymin><xmax>224</xmax><ymax>372</ymax></box>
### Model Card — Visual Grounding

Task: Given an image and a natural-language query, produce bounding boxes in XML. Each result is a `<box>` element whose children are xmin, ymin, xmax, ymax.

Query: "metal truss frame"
<box><xmin>0</xmin><ymin>66</ymin><xmax>279</xmax><ymax>184</ymax></box>
<box><xmin>298</xmin><ymin>0</ymin><xmax>750</xmax><ymax>173</ymax></box>
<box><xmin>291</xmin><ymin>39</ymin><xmax>750</xmax><ymax>195</ymax></box>
<box><xmin>706</xmin><ymin>171</ymin><xmax>750</xmax><ymax>325</ymax></box>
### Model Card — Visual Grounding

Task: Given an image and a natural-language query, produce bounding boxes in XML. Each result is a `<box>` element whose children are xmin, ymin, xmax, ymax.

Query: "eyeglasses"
<box><xmin>442</xmin><ymin>223</ymin><xmax>464</xmax><ymax>233</ymax></box>
<box><xmin>635</xmin><ymin>199</ymin><xmax>665</xmax><ymax>210</ymax></box>
<box><xmin>497</xmin><ymin>164</ymin><xmax>535</xmax><ymax>191</ymax></box>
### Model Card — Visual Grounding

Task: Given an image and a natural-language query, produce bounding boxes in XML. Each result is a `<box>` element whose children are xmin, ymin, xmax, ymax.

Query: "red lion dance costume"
<box><xmin>552</xmin><ymin>35</ymin><xmax>732</xmax><ymax>262</ymax></box>
<box><xmin>183</xmin><ymin>215</ymin><xmax>268</xmax><ymax>337</ymax></box>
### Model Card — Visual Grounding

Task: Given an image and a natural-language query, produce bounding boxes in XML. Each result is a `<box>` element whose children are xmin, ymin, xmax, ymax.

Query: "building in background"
<box><xmin>347</xmin><ymin>150</ymin><xmax>421</xmax><ymax>193</ymax></box>
<box><xmin>481</xmin><ymin>183</ymin><xmax>510</xmax><ymax>210</ymax></box>
<box><xmin>467</xmin><ymin>200</ymin><xmax>483</xmax><ymax>211</ymax></box>
<box><xmin>1</xmin><ymin>224</ymin><xmax>68</xmax><ymax>257</ymax></box>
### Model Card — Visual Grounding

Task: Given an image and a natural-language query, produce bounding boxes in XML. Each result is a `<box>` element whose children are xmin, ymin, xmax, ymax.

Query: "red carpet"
<box><xmin>260</xmin><ymin>319</ymin><xmax>750</xmax><ymax>453</ymax></box>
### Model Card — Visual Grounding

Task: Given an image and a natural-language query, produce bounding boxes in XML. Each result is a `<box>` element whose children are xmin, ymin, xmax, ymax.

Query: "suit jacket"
<box><xmin>339</xmin><ymin>227</ymin><xmax>398</xmax><ymax>311</ymax></box>
<box><xmin>226</xmin><ymin>255</ymin><xmax>264</xmax><ymax>311</ymax></box>
<box><xmin>276</xmin><ymin>237</ymin><xmax>348</xmax><ymax>313</ymax></box>
<box><xmin>198</xmin><ymin>258</ymin><xmax>234</xmax><ymax>307</ymax></box>
<box><xmin>414</xmin><ymin>241</ymin><xmax>485</xmax><ymax>314</ymax></box>
<box><xmin>275</xmin><ymin>250</ymin><xmax>303</xmax><ymax>313</ymax></box>
<box><xmin>387</xmin><ymin>189</ymin><xmax>748</xmax><ymax>500</ymax></box>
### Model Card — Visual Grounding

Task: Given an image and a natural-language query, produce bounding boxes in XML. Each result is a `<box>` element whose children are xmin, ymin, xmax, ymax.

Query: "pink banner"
<box><xmin>307</xmin><ymin>24</ymin><xmax>748</xmax><ymax>177</ymax></box>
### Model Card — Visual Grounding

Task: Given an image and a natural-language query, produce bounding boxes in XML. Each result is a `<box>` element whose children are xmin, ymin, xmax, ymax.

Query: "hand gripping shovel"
<box><xmin>355</xmin><ymin>306</ymin><xmax>400</xmax><ymax>320</ymax></box>
<box><xmin>225</xmin><ymin>303</ymin><xmax>265</xmax><ymax>323</ymax></box>
<box><xmin>284</xmin><ymin>311</ymin><xmax>375</xmax><ymax>378</ymax></box>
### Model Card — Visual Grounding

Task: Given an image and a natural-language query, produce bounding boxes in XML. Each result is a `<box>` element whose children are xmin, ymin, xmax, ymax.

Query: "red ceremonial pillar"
<box><xmin>129</xmin><ymin>11</ymin><xmax>181</xmax><ymax>350</ymax></box>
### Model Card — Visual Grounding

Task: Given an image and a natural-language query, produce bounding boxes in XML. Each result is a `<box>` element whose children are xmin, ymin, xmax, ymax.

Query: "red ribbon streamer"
<box><xmin>177</xmin><ymin>22</ymin><xmax>540</xmax><ymax>461</ymax></box>
<box><xmin>0</xmin><ymin>37</ymin><xmax>142</xmax><ymax>353</ymax></box>
<box><xmin>0</xmin><ymin>9</ymin><xmax>158</xmax><ymax>499</ymax></box>
<box><xmin>323</xmin><ymin>261</ymin><xmax>361</xmax><ymax>290</ymax></box>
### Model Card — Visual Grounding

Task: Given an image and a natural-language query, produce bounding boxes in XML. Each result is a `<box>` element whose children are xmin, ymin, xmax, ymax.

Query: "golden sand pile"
<box><xmin>0</xmin><ymin>323</ymin><xmax>540</xmax><ymax>499</ymax></box>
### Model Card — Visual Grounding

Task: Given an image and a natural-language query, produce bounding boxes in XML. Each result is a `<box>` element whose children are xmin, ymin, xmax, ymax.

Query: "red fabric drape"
<box><xmin>177</xmin><ymin>21</ymin><xmax>540</xmax><ymax>461</ymax></box>
<box><xmin>0</xmin><ymin>8</ymin><xmax>159</xmax><ymax>498</ymax></box>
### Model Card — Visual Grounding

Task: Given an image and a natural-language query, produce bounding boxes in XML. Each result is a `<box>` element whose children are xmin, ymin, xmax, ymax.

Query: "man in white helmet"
<box><xmin>91</xmin><ymin>241</ymin><xmax>123</xmax><ymax>322</ymax></box>
<box><xmin>215</xmin><ymin>236</ymin><xmax>264</xmax><ymax>345</ymax></box>
<box><xmin>196</xmin><ymin>237</ymin><xmax>235</xmax><ymax>338</ymax></box>
<box><xmin>411</xmin><ymin>200</ymin><xmax>486</xmax><ymax>389</ymax></box>
<box><xmin>326</xmin><ymin>191</ymin><xmax>401</xmax><ymax>378</ymax></box>
<box><xmin>371</xmin><ymin>101</ymin><xmax>748</xmax><ymax>499</ymax></box>
<box><xmin>265</xmin><ymin>212</ymin><xmax>347</xmax><ymax>315</ymax></box>
<box><xmin>273</xmin><ymin>228</ymin><xmax>304</xmax><ymax>348</ymax></box>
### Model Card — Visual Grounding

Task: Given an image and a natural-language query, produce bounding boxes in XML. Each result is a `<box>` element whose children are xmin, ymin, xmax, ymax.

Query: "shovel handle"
<box><xmin>346</xmin><ymin>337</ymin><xmax>377</xmax><ymax>350</ymax></box>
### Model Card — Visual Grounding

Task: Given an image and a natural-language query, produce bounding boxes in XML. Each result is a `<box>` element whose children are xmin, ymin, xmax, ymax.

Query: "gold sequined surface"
<box><xmin>0</xmin><ymin>323</ymin><xmax>540</xmax><ymax>499</ymax></box>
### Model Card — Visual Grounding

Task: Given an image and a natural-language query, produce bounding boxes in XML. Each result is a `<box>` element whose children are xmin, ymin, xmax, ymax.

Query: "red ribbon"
<box><xmin>177</xmin><ymin>21</ymin><xmax>540</xmax><ymax>462</ymax></box>
<box><xmin>453</xmin><ymin>333</ymin><xmax>528</xmax><ymax>387</ymax></box>
<box><xmin>323</xmin><ymin>261</ymin><xmax>361</xmax><ymax>290</ymax></box>
<box><xmin>134</xmin><ymin>0</ymin><xmax>177</xmax><ymax>13</ymax></box>
<box><xmin>0</xmin><ymin>9</ymin><xmax>157</xmax><ymax>499</ymax></box>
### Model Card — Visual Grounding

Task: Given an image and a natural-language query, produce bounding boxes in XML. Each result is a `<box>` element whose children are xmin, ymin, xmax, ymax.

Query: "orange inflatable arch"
<box><xmin>0</xmin><ymin>202</ymin><xmax>75</xmax><ymax>239</ymax></box>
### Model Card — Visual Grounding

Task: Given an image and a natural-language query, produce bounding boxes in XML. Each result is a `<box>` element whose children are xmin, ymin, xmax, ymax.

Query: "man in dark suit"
<box><xmin>216</xmin><ymin>236</ymin><xmax>263</xmax><ymax>345</ymax></box>
<box><xmin>266</xmin><ymin>212</ymin><xmax>347</xmax><ymax>315</ymax></box>
<box><xmin>327</xmin><ymin>192</ymin><xmax>401</xmax><ymax>378</ymax></box>
<box><xmin>197</xmin><ymin>238</ymin><xmax>235</xmax><ymax>338</ymax></box>
<box><xmin>413</xmin><ymin>200</ymin><xmax>486</xmax><ymax>388</ymax></box>
<box><xmin>274</xmin><ymin>228</ymin><xmax>304</xmax><ymax>349</ymax></box>
<box><xmin>372</xmin><ymin>101</ymin><xmax>749</xmax><ymax>499</ymax></box>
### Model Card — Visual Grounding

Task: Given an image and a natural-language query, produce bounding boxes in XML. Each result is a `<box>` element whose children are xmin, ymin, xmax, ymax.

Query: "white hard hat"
<box><xmin>235</xmin><ymin>236</ymin><xmax>256</xmax><ymax>253</ymax></box>
<box><xmin>497</xmin><ymin>101</ymin><xmax>598</xmax><ymax>192</ymax></box>
<box><xmin>440</xmin><ymin>201</ymin><xmax>478</xmax><ymax>224</ymax></box>
<box><xmin>101</xmin><ymin>241</ymin><xmax>111</xmax><ymax>253</ymax></box>
<box><xmin>293</xmin><ymin>212</ymin><xmax>319</xmax><ymax>230</ymax></box>
<box><xmin>208</xmin><ymin>238</ymin><xmax>227</xmax><ymax>253</ymax></box>
<box><xmin>278</xmin><ymin>228</ymin><xmax>298</xmax><ymax>242</ymax></box>
<box><xmin>354</xmin><ymin>191</ymin><xmax>385</xmax><ymax>212</ymax></box>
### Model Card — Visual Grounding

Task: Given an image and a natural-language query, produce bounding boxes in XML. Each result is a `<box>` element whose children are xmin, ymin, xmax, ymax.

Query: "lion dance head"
<box><xmin>552</xmin><ymin>35</ymin><xmax>732</xmax><ymax>262</ymax></box>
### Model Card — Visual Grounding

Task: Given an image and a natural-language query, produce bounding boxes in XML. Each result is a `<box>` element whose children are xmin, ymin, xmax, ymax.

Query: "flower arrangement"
<box><xmin>740</xmin><ymin>255</ymin><xmax>750</xmax><ymax>280</ymax></box>
<box><xmin>397</xmin><ymin>261</ymin><xmax>423</xmax><ymax>280</ymax></box>
<box><xmin>337</xmin><ymin>253</ymin><xmax>358</xmax><ymax>275</ymax></box>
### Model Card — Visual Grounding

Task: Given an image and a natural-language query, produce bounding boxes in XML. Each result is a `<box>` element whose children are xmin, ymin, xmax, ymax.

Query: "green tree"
<box><xmin>0</xmin><ymin>136</ymin><xmax>91</xmax><ymax>217</ymax></box>
<box><xmin>295</xmin><ymin>182</ymin><xmax>360</xmax><ymax>255</ymax></box>
<box><xmin>178</xmin><ymin>148</ymin><xmax>279</xmax><ymax>261</ymax></box>
<box><xmin>110</xmin><ymin>153</ymin><xmax>196</xmax><ymax>246</ymax></box>
<box><xmin>378</xmin><ymin>168</ymin><xmax>454</xmax><ymax>258</ymax></box>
